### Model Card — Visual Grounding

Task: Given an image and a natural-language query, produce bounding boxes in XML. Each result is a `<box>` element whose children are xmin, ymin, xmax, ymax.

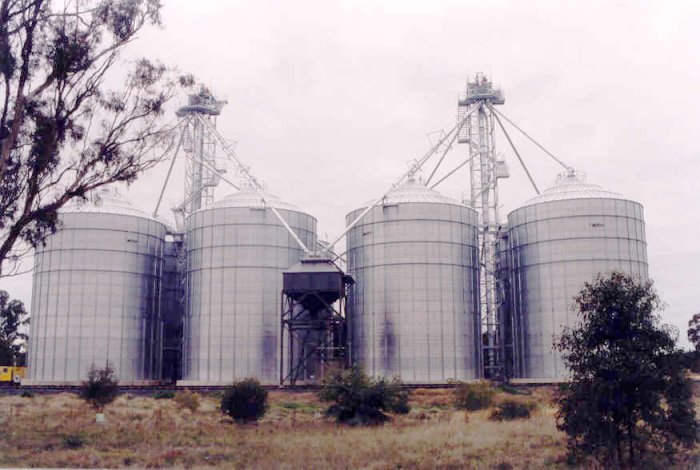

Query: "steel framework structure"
<box><xmin>280</xmin><ymin>258</ymin><xmax>353</xmax><ymax>385</ymax></box>
<box><xmin>173</xmin><ymin>89</ymin><xmax>227</xmax><ymax>225</ymax></box>
<box><xmin>458</xmin><ymin>74</ymin><xmax>507</xmax><ymax>378</ymax></box>
<box><xmin>279</xmin><ymin>293</ymin><xmax>348</xmax><ymax>385</ymax></box>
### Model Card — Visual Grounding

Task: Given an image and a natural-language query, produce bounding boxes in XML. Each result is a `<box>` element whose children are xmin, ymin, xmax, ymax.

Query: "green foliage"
<box><xmin>152</xmin><ymin>390</ymin><xmax>175</xmax><ymax>399</ymax></box>
<box><xmin>0</xmin><ymin>290</ymin><xmax>29</xmax><ymax>365</ymax></box>
<box><xmin>556</xmin><ymin>272</ymin><xmax>699</xmax><ymax>468</ymax></box>
<box><xmin>19</xmin><ymin>389</ymin><xmax>34</xmax><ymax>398</ymax></box>
<box><xmin>453</xmin><ymin>380</ymin><xmax>495</xmax><ymax>411</ymax></box>
<box><xmin>0</xmin><ymin>341</ymin><xmax>13</xmax><ymax>366</ymax></box>
<box><xmin>220</xmin><ymin>378</ymin><xmax>268</xmax><ymax>423</ymax></box>
<box><xmin>80</xmin><ymin>362</ymin><xmax>119</xmax><ymax>410</ymax></box>
<box><xmin>686</xmin><ymin>314</ymin><xmax>700</xmax><ymax>383</ymax></box>
<box><xmin>683</xmin><ymin>350</ymin><xmax>700</xmax><ymax>374</ymax></box>
<box><xmin>174</xmin><ymin>390</ymin><xmax>200</xmax><ymax>412</ymax></box>
<box><xmin>688</xmin><ymin>313</ymin><xmax>700</xmax><ymax>352</ymax></box>
<box><xmin>319</xmin><ymin>366</ymin><xmax>410</xmax><ymax>425</ymax></box>
<box><xmin>490</xmin><ymin>399</ymin><xmax>536</xmax><ymax>421</ymax></box>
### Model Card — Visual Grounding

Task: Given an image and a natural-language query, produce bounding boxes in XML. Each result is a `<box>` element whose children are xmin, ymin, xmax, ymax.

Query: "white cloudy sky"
<box><xmin>1</xmin><ymin>0</ymin><xmax>698</xmax><ymax>346</ymax></box>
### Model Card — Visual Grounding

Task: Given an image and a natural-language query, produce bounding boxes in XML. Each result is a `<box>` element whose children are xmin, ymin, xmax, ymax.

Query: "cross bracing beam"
<box><xmin>320</xmin><ymin>103</ymin><xmax>482</xmax><ymax>255</ymax></box>
<box><xmin>196</xmin><ymin>115</ymin><xmax>311</xmax><ymax>254</ymax></box>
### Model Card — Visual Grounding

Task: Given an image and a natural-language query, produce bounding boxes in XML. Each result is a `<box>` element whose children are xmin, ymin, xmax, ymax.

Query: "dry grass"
<box><xmin>0</xmin><ymin>387</ymin><xmax>697</xmax><ymax>469</ymax></box>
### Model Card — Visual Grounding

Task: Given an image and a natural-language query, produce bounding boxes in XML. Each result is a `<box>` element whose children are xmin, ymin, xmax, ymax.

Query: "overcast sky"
<box><xmin>1</xmin><ymin>0</ymin><xmax>698</xmax><ymax>347</ymax></box>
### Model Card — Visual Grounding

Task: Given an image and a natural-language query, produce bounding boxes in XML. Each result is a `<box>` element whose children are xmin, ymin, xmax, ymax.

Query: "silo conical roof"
<box><xmin>207</xmin><ymin>184</ymin><xmax>300</xmax><ymax>211</ymax></box>
<box><xmin>520</xmin><ymin>170</ymin><xmax>622</xmax><ymax>207</ymax></box>
<box><xmin>61</xmin><ymin>187</ymin><xmax>159</xmax><ymax>220</ymax></box>
<box><xmin>359</xmin><ymin>177</ymin><xmax>463</xmax><ymax>208</ymax></box>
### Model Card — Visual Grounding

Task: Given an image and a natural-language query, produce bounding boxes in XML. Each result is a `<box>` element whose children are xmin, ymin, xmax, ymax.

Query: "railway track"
<box><xmin>0</xmin><ymin>382</ymin><xmax>460</xmax><ymax>395</ymax></box>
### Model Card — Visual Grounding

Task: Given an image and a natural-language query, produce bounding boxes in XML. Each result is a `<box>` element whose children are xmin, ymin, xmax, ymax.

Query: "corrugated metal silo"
<box><xmin>346</xmin><ymin>178</ymin><xmax>481</xmax><ymax>383</ymax></box>
<box><xmin>26</xmin><ymin>188</ymin><xmax>166</xmax><ymax>384</ymax></box>
<box><xmin>507</xmin><ymin>171</ymin><xmax>648</xmax><ymax>380</ymax></box>
<box><xmin>181</xmin><ymin>186</ymin><xmax>317</xmax><ymax>385</ymax></box>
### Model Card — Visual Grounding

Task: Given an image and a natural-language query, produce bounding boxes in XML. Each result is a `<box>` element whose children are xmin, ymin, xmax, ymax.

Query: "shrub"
<box><xmin>174</xmin><ymin>390</ymin><xmax>200</xmax><ymax>412</ymax></box>
<box><xmin>20</xmin><ymin>389</ymin><xmax>34</xmax><ymax>398</ymax></box>
<box><xmin>494</xmin><ymin>463</ymin><xmax>514</xmax><ymax>470</ymax></box>
<box><xmin>453</xmin><ymin>380</ymin><xmax>495</xmax><ymax>411</ymax></box>
<box><xmin>490</xmin><ymin>399</ymin><xmax>537</xmax><ymax>421</ymax></box>
<box><xmin>62</xmin><ymin>432</ymin><xmax>86</xmax><ymax>449</ymax></box>
<box><xmin>80</xmin><ymin>362</ymin><xmax>119</xmax><ymax>410</ymax></box>
<box><xmin>319</xmin><ymin>366</ymin><xmax>410</xmax><ymax>425</ymax></box>
<box><xmin>153</xmin><ymin>390</ymin><xmax>175</xmax><ymax>399</ymax></box>
<box><xmin>220</xmin><ymin>378</ymin><xmax>268</xmax><ymax>423</ymax></box>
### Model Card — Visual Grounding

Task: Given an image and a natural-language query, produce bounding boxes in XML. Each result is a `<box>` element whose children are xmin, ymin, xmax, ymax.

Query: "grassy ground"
<box><xmin>0</xmin><ymin>386</ymin><xmax>697</xmax><ymax>469</ymax></box>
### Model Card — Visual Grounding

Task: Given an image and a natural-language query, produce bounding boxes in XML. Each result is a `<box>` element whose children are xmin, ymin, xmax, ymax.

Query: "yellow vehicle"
<box><xmin>0</xmin><ymin>366</ymin><xmax>27</xmax><ymax>384</ymax></box>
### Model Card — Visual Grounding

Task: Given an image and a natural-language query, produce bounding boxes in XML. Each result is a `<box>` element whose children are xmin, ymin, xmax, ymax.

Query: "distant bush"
<box><xmin>490</xmin><ymin>399</ymin><xmax>536</xmax><ymax>421</ymax></box>
<box><xmin>453</xmin><ymin>381</ymin><xmax>495</xmax><ymax>411</ymax></box>
<box><xmin>494</xmin><ymin>463</ymin><xmax>514</xmax><ymax>470</ymax></box>
<box><xmin>174</xmin><ymin>390</ymin><xmax>200</xmax><ymax>412</ymax></box>
<box><xmin>20</xmin><ymin>389</ymin><xmax>34</xmax><ymax>398</ymax></box>
<box><xmin>220</xmin><ymin>378</ymin><xmax>268</xmax><ymax>423</ymax></box>
<box><xmin>682</xmin><ymin>350</ymin><xmax>700</xmax><ymax>373</ymax></box>
<box><xmin>80</xmin><ymin>362</ymin><xmax>119</xmax><ymax>410</ymax></box>
<box><xmin>153</xmin><ymin>390</ymin><xmax>175</xmax><ymax>399</ymax></box>
<box><xmin>62</xmin><ymin>432</ymin><xmax>87</xmax><ymax>449</ymax></box>
<box><xmin>319</xmin><ymin>366</ymin><xmax>410</xmax><ymax>425</ymax></box>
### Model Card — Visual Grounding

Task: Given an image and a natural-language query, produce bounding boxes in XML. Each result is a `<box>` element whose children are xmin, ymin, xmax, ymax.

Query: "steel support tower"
<box><xmin>280</xmin><ymin>257</ymin><xmax>353</xmax><ymax>386</ymax></box>
<box><xmin>174</xmin><ymin>88</ymin><xmax>227</xmax><ymax>225</ymax></box>
<box><xmin>458</xmin><ymin>73</ymin><xmax>507</xmax><ymax>379</ymax></box>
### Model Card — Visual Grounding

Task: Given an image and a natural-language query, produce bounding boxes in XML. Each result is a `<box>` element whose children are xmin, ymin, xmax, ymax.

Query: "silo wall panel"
<box><xmin>347</xmin><ymin>202</ymin><xmax>481</xmax><ymax>383</ymax></box>
<box><xmin>183</xmin><ymin>207</ymin><xmax>316</xmax><ymax>385</ymax></box>
<box><xmin>27</xmin><ymin>213</ymin><xmax>166</xmax><ymax>383</ymax></box>
<box><xmin>508</xmin><ymin>198</ymin><xmax>648</xmax><ymax>380</ymax></box>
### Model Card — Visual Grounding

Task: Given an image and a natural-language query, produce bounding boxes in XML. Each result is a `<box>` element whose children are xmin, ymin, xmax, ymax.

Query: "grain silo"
<box><xmin>506</xmin><ymin>170</ymin><xmax>648</xmax><ymax>380</ymax></box>
<box><xmin>180</xmin><ymin>185</ymin><xmax>317</xmax><ymax>385</ymax></box>
<box><xmin>346</xmin><ymin>178</ymin><xmax>481</xmax><ymax>383</ymax></box>
<box><xmin>26</xmin><ymin>187</ymin><xmax>167</xmax><ymax>384</ymax></box>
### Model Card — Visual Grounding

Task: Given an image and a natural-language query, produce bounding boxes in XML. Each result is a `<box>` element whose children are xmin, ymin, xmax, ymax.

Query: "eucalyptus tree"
<box><xmin>0</xmin><ymin>0</ymin><xmax>192</xmax><ymax>276</ymax></box>
<box><xmin>556</xmin><ymin>272</ymin><xmax>698</xmax><ymax>468</ymax></box>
